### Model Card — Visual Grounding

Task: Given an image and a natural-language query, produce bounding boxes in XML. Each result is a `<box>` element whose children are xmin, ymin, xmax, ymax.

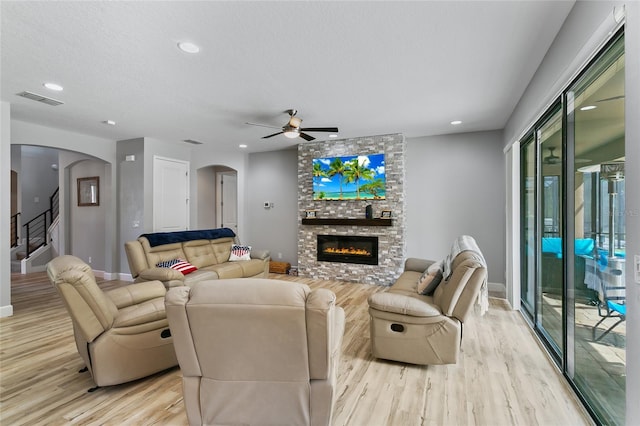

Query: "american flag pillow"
<box><xmin>229</xmin><ymin>244</ymin><xmax>251</xmax><ymax>261</ymax></box>
<box><xmin>156</xmin><ymin>258</ymin><xmax>198</xmax><ymax>275</ymax></box>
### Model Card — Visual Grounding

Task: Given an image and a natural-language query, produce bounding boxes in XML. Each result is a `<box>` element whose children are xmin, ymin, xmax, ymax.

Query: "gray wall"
<box><xmin>246</xmin><ymin>149</ymin><xmax>299</xmax><ymax>263</ymax></box>
<box><xmin>14</xmin><ymin>145</ymin><xmax>59</xmax><ymax>224</ymax></box>
<box><xmin>197</xmin><ymin>166</ymin><xmax>217</xmax><ymax>229</ymax></box>
<box><xmin>405</xmin><ymin>130</ymin><xmax>505</xmax><ymax>284</ymax></box>
<box><xmin>117</xmin><ymin>138</ymin><xmax>145</xmax><ymax>275</ymax></box>
<box><xmin>69</xmin><ymin>159</ymin><xmax>107</xmax><ymax>270</ymax></box>
<box><xmin>1</xmin><ymin>102</ymin><xmax>12</xmax><ymax>316</ymax></box>
<box><xmin>243</xmin><ymin>132</ymin><xmax>506</xmax><ymax>285</ymax></box>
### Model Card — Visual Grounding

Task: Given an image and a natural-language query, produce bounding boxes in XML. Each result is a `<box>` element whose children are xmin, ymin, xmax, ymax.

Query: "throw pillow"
<box><xmin>417</xmin><ymin>261</ymin><xmax>443</xmax><ymax>295</ymax></box>
<box><xmin>229</xmin><ymin>244</ymin><xmax>251</xmax><ymax>261</ymax></box>
<box><xmin>156</xmin><ymin>259</ymin><xmax>198</xmax><ymax>275</ymax></box>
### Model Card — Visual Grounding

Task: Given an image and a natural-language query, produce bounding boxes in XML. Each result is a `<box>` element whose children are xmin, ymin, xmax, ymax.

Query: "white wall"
<box><xmin>1</xmin><ymin>102</ymin><xmax>13</xmax><ymax>317</ymax></box>
<box><xmin>11</xmin><ymin>120</ymin><xmax>116</xmax><ymax>162</ymax></box>
<box><xmin>405</xmin><ymin>131</ymin><xmax>505</xmax><ymax>285</ymax></box>
<box><xmin>246</xmin><ymin>149</ymin><xmax>299</xmax><ymax>264</ymax></box>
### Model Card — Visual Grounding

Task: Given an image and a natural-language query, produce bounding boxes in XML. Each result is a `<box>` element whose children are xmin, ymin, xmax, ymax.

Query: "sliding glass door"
<box><xmin>538</xmin><ymin>106</ymin><xmax>564</xmax><ymax>356</ymax></box>
<box><xmin>520</xmin><ymin>133</ymin><xmax>536</xmax><ymax>319</ymax></box>
<box><xmin>567</xmin><ymin>33</ymin><xmax>625</xmax><ymax>425</ymax></box>
<box><xmin>519</xmin><ymin>31</ymin><xmax>625</xmax><ymax>425</ymax></box>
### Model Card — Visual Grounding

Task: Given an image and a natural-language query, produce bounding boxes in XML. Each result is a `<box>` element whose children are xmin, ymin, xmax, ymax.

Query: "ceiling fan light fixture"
<box><xmin>283</xmin><ymin>130</ymin><xmax>299</xmax><ymax>139</ymax></box>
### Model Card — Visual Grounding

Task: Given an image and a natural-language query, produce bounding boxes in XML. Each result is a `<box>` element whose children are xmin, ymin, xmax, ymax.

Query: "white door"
<box><xmin>153</xmin><ymin>156</ymin><xmax>189</xmax><ymax>232</ymax></box>
<box><xmin>218</xmin><ymin>171</ymin><xmax>237</xmax><ymax>233</ymax></box>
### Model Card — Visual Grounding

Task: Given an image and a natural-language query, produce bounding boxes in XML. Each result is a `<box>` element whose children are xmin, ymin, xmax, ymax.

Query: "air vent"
<box><xmin>16</xmin><ymin>91</ymin><xmax>64</xmax><ymax>106</ymax></box>
<box><xmin>183</xmin><ymin>139</ymin><xmax>203</xmax><ymax>145</ymax></box>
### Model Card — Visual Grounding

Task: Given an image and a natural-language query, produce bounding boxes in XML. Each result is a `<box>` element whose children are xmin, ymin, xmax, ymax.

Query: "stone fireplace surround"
<box><xmin>297</xmin><ymin>134</ymin><xmax>406</xmax><ymax>286</ymax></box>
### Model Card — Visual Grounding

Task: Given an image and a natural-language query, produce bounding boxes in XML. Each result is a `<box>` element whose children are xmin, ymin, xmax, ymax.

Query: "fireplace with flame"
<box><xmin>317</xmin><ymin>235</ymin><xmax>378</xmax><ymax>265</ymax></box>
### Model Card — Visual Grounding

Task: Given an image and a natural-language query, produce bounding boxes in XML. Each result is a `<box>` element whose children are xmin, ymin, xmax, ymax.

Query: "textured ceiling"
<box><xmin>1</xmin><ymin>1</ymin><xmax>575</xmax><ymax>152</ymax></box>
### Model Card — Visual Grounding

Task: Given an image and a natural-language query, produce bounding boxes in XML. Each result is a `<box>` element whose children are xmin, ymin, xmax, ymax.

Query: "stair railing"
<box><xmin>11</xmin><ymin>213</ymin><xmax>20</xmax><ymax>248</ymax></box>
<box><xmin>20</xmin><ymin>187</ymin><xmax>59</xmax><ymax>259</ymax></box>
<box><xmin>23</xmin><ymin>210</ymin><xmax>52</xmax><ymax>258</ymax></box>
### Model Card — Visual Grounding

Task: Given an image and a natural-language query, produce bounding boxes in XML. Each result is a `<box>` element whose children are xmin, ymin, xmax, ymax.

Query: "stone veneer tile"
<box><xmin>297</xmin><ymin>134</ymin><xmax>406</xmax><ymax>286</ymax></box>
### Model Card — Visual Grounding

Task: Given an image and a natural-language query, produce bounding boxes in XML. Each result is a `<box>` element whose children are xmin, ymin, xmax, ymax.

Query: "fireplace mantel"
<box><xmin>301</xmin><ymin>218</ymin><xmax>392</xmax><ymax>226</ymax></box>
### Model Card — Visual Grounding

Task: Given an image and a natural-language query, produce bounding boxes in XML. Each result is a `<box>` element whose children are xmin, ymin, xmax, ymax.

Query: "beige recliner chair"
<box><xmin>165</xmin><ymin>278</ymin><xmax>345</xmax><ymax>426</ymax></box>
<box><xmin>46</xmin><ymin>255</ymin><xmax>178</xmax><ymax>390</ymax></box>
<box><xmin>368</xmin><ymin>235</ymin><xmax>488</xmax><ymax>365</ymax></box>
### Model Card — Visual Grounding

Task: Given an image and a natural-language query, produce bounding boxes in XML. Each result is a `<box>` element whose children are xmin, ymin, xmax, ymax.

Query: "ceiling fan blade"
<box><xmin>299</xmin><ymin>133</ymin><xmax>316</xmax><ymax>141</ymax></box>
<box><xmin>245</xmin><ymin>122</ymin><xmax>282</xmax><ymax>130</ymax></box>
<box><xmin>596</xmin><ymin>95</ymin><xmax>624</xmax><ymax>102</ymax></box>
<box><xmin>262</xmin><ymin>131</ymin><xmax>284</xmax><ymax>139</ymax></box>
<box><xmin>300</xmin><ymin>127</ymin><xmax>339</xmax><ymax>133</ymax></box>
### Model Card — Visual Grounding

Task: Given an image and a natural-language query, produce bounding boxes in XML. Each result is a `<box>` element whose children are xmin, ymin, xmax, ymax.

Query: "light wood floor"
<box><xmin>0</xmin><ymin>272</ymin><xmax>593</xmax><ymax>426</ymax></box>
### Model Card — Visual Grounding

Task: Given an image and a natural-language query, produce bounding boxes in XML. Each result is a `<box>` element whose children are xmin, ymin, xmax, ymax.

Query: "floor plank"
<box><xmin>0</xmin><ymin>272</ymin><xmax>592</xmax><ymax>425</ymax></box>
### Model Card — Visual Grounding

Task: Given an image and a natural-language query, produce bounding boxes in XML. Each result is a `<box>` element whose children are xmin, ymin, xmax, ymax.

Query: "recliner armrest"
<box><xmin>368</xmin><ymin>292</ymin><xmax>441</xmax><ymax>317</ymax></box>
<box><xmin>250</xmin><ymin>249</ymin><xmax>270</xmax><ymax>260</ymax></box>
<box><xmin>106</xmin><ymin>280</ymin><xmax>167</xmax><ymax>309</ymax></box>
<box><xmin>404</xmin><ymin>258</ymin><xmax>436</xmax><ymax>273</ymax></box>
<box><xmin>137</xmin><ymin>267</ymin><xmax>185</xmax><ymax>282</ymax></box>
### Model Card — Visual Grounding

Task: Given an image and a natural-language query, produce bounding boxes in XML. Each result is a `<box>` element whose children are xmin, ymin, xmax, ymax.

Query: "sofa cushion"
<box><xmin>237</xmin><ymin>259</ymin><xmax>268</xmax><ymax>277</ymax></box>
<box><xmin>183</xmin><ymin>240</ymin><xmax>219</xmax><ymax>268</ymax></box>
<box><xmin>211</xmin><ymin>238</ymin><xmax>235</xmax><ymax>263</ymax></box>
<box><xmin>142</xmin><ymin>241</ymin><xmax>187</xmax><ymax>269</ymax></box>
<box><xmin>368</xmin><ymin>292</ymin><xmax>441</xmax><ymax>317</ymax></box>
<box><xmin>229</xmin><ymin>244</ymin><xmax>251</xmax><ymax>261</ymax></box>
<box><xmin>391</xmin><ymin>271</ymin><xmax>422</xmax><ymax>294</ymax></box>
<box><xmin>204</xmin><ymin>262</ymin><xmax>245</xmax><ymax>279</ymax></box>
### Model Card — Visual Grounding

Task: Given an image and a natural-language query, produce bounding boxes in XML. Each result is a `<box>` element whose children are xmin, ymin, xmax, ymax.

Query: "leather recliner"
<box><xmin>46</xmin><ymin>255</ymin><xmax>178</xmax><ymax>389</ymax></box>
<box><xmin>165</xmin><ymin>278</ymin><xmax>345</xmax><ymax>426</ymax></box>
<box><xmin>368</xmin><ymin>236</ymin><xmax>487</xmax><ymax>365</ymax></box>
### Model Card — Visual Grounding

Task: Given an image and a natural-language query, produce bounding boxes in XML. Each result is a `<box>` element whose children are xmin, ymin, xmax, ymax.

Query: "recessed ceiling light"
<box><xmin>580</xmin><ymin>105</ymin><xmax>597</xmax><ymax>111</ymax></box>
<box><xmin>177</xmin><ymin>41</ymin><xmax>200</xmax><ymax>53</ymax></box>
<box><xmin>450</xmin><ymin>120</ymin><xmax>462</xmax><ymax>125</ymax></box>
<box><xmin>43</xmin><ymin>82</ymin><xmax>63</xmax><ymax>91</ymax></box>
<box><xmin>102</xmin><ymin>120</ymin><xmax>116</xmax><ymax>126</ymax></box>
<box><xmin>329</xmin><ymin>134</ymin><xmax>338</xmax><ymax>138</ymax></box>
<box><xmin>239</xmin><ymin>144</ymin><xmax>247</xmax><ymax>149</ymax></box>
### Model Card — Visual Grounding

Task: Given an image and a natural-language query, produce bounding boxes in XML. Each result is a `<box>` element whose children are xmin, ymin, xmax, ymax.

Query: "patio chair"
<box><xmin>591</xmin><ymin>253</ymin><xmax>626</xmax><ymax>342</ymax></box>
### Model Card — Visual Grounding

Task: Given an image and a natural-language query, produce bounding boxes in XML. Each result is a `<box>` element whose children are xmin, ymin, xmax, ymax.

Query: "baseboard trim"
<box><xmin>0</xmin><ymin>304</ymin><xmax>14</xmax><ymax>318</ymax></box>
<box><xmin>118</xmin><ymin>273</ymin><xmax>134</xmax><ymax>282</ymax></box>
<box><xmin>488</xmin><ymin>281</ymin><xmax>506</xmax><ymax>298</ymax></box>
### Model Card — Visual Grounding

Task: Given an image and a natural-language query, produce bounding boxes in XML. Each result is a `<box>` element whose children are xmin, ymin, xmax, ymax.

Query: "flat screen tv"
<box><xmin>312</xmin><ymin>153</ymin><xmax>385</xmax><ymax>200</ymax></box>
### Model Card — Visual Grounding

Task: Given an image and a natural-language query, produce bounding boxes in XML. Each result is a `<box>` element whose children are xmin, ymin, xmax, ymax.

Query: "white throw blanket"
<box><xmin>443</xmin><ymin>235</ymin><xmax>489</xmax><ymax>316</ymax></box>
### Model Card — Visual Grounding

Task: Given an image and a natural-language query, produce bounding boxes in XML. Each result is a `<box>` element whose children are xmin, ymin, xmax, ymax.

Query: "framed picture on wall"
<box><xmin>77</xmin><ymin>176</ymin><xmax>100</xmax><ymax>206</ymax></box>
<box><xmin>380</xmin><ymin>210</ymin><xmax>392</xmax><ymax>218</ymax></box>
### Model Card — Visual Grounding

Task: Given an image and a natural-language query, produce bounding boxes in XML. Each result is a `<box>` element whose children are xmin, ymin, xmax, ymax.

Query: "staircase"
<box><xmin>11</xmin><ymin>188</ymin><xmax>59</xmax><ymax>273</ymax></box>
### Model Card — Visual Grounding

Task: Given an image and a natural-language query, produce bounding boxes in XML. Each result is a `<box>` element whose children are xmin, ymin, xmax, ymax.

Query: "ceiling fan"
<box><xmin>246</xmin><ymin>109</ymin><xmax>338</xmax><ymax>142</ymax></box>
<box><xmin>596</xmin><ymin>94</ymin><xmax>624</xmax><ymax>103</ymax></box>
<box><xmin>544</xmin><ymin>147</ymin><xmax>560</xmax><ymax>164</ymax></box>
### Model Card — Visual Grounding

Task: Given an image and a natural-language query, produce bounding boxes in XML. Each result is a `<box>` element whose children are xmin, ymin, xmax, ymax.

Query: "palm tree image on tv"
<box><xmin>312</xmin><ymin>153</ymin><xmax>385</xmax><ymax>200</ymax></box>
